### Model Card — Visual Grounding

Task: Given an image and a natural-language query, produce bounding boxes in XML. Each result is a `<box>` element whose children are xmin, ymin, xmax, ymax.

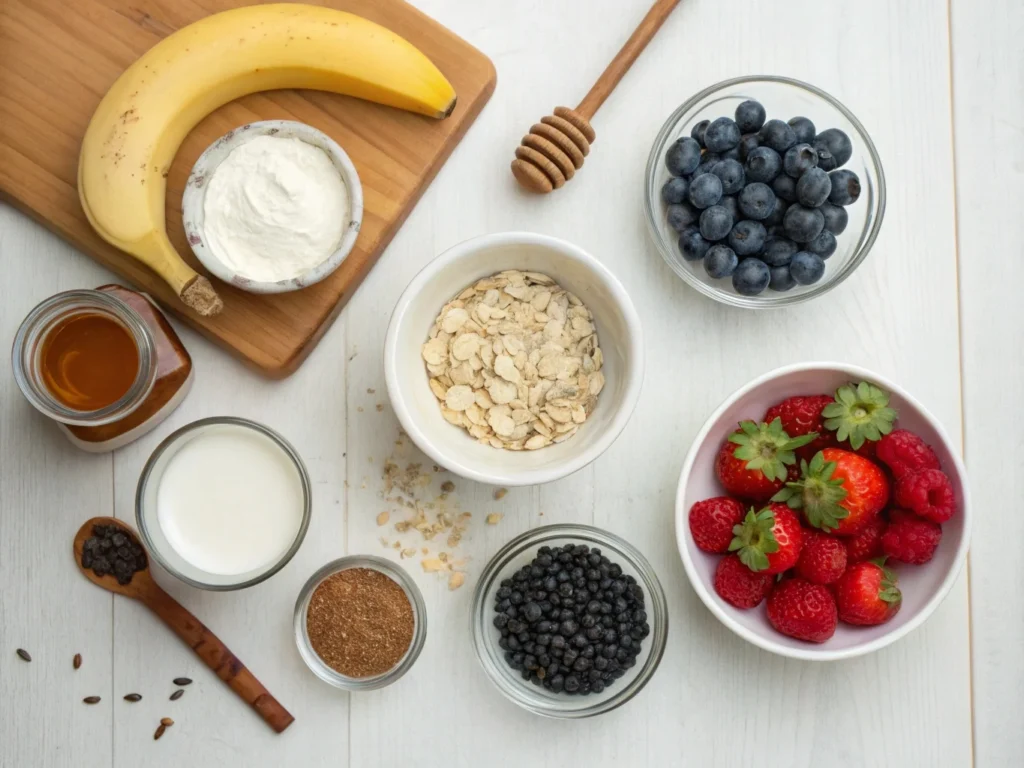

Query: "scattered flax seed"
<box><xmin>83</xmin><ymin>696</ymin><xmax>101</xmax><ymax>704</ymax></box>
<box><xmin>173</xmin><ymin>678</ymin><xmax>192</xmax><ymax>686</ymax></box>
<box><xmin>493</xmin><ymin>488</ymin><xmax>508</xmax><ymax>501</ymax></box>
<box><xmin>154</xmin><ymin>724</ymin><xmax>166</xmax><ymax>741</ymax></box>
<box><xmin>124</xmin><ymin>693</ymin><xmax>142</xmax><ymax>702</ymax></box>
<box><xmin>486</xmin><ymin>513</ymin><xmax>504</xmax><ymax>525</ymax></box>
<box><xmin>16</xmin><ymin>649</ymin><xmax>31</xmax><ymax>662</ymax></box>
<box><xmin>448</xmin><ymin>572</ymin><xmax>465</xmax><ymax>590</ymax></box>
<box><xmin>160</xmin><ymin>717</ymin><xmax>174</xmax><ymax>727</ymax></box>
<box><xmin>440</xmin><ymin>480</ymin><xmax>455</xmax><ymax>493</ymax></box>
<box><xmin>73</xmin><ymin>653</ymin><xmax>82</xmax><ymax>670</ymax></box>
<box><xmin>376</xmin><ymin>511</ymin><xmax>390</xmax><ymax>526</ymax></box>
<box><xmin>170</xmin><ymin>689</ymin><xmax>184</xmax><ymax>701</ymax></box>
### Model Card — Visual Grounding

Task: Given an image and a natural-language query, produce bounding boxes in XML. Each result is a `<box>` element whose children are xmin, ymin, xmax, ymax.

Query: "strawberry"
<box><xmin>773</xmin><ymin>448</ymin><xmax>890</xmax><ymax>536</ymax></box>
<box><xmin>836</xmin><ymin>559</ymin><xmax>902</xmax><ymax>625</ymax></box>
<box><xmin>764</xmin><ymin>394</ymin><xmax>837</xmax><ymax>460</ymax></box>
<box><xmin>820</xmin><ymin>381</ymin><xmax>897</xmax><ymax>451</ymax></box>
<box><xmin>714</xmin><ymin>554</ymin><xmax>775</xmax><ymax>608</ymax></box>
<box><xmin>876</xmin><ymin>429</ymin><xmax>941</xmax><ymax>479</ymax></box>
<box><xmin>881</xmin><ymin>509</ymin><xmax>942</xmax><ymax>565</ymax></box>
<box><xmin>844</xmin><ymin>515</ymin><xmax>887</xmax><ymax>563</ymax></box>
<box><xmin>688</xmin><ymin>497</ymin><xmax>747</xmax><ymax>553</ymax></box>
<box><xmin>728</xmin><ymin>503</ymin><xmax>804</xmax><ymax>575</ymax></box>
<box><xmin>766</xmin><ymin>578</ymin><xmax>838</xmax><ymax>643</ymax></box>
<box><xmin>715</xmin><ymin>419</ymin><xmax>816</xmax><ymax>502</ymax></box>
<box><xmin>795</xmin><ymin>530</ymin><xmax>848</xmax><ymax>585</ymax></box>
<box><xmin>894</xmin><ymin>468</ymin><xmax>957</xmax><ymax>523</ymax></box>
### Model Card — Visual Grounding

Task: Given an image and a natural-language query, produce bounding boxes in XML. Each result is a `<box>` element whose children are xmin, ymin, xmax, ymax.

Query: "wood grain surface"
<box><xmin>0</xmin><ymin>0</ymin><xmax>495</xmax><ymax>377</ymax></box>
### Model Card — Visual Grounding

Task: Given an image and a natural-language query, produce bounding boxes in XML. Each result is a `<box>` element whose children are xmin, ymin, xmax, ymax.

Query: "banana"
<box><xmin>79</xmin><ymin>4</ymin><xmax>457</xmax><ymax>316</ymax></box>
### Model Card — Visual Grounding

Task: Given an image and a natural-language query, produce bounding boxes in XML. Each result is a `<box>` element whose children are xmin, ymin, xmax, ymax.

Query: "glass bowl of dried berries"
<box><xmin>471</xmin><ymin>524</ymin><xmax>668</xmax><ymax>718</ymax></box>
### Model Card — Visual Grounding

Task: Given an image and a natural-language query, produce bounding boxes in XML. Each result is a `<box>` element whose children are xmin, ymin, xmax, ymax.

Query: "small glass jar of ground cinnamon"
<box><xmin>12</xmin><ymin>286</ymin><xmax>193</xmax><ymax>452</ymax></box>
<box><xmin>294</xmin><ymin>556</ymin><xmax>426</xmax><ymax>691</ymax></box>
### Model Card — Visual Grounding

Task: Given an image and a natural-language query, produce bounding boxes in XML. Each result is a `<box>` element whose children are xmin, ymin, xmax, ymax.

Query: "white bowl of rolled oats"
<box><xmin>385</xmin><ymin>232</ymin><xmax>644</xmax><ymax>487</ymax></box>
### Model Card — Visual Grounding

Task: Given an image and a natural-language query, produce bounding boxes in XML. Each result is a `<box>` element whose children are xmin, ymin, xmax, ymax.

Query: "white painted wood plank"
<box><xmin>951</xmin><ymin>0</ymin><xmax>1024</xmax><ymax>763</ymax></box>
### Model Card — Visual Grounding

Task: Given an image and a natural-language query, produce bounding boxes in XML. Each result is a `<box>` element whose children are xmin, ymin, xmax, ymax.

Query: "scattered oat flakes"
<box><xmin>401</xmin><ymin>548</ymin><xmax>417</xmax><ymax>559</ymax></box>
<box><xmin>486</xmin><ymin>513</ymin><xmax>503</xmax><ymax>525</ymax></box>
<box><xmin>493</xmin><ymin>487</ymin><xmax>508</xmax><ymax>501</ymax></box>
<box><xmin>376</xmin><ymin>511</ymin><xmax>390</xmax><ymax>526</ymax></box>
<box><xmin>376</xmin><ymin>403</ymin><xmax>384</xmax><ymax>412</ymax></box>
<box><xmin>421</xmin><ymin>558</ymin><xmax>446</xmax><ymax>573</ymax></box>
<box><xmin>448</xmin><ymin>572</ymin><xmax>465</xmax><ymax>590</ymax></box>
<box><xmin>440</xmin><ymin>480</ymin><xmax>455</xmax><ymax>493</ymax></box>
<box><xmin>367</xmin><ymin>388</ymin><xmax>376</xmax><ymax>394</ymax></box>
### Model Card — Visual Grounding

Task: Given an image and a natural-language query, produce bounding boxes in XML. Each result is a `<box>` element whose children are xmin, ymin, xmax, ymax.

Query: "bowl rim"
<box><xmin>644</xmin><ymin>75</ymin><xmax>887</xmax><ymax>308</ymax></box>
<box><xmin>181</xmin><ymin>119</ymin><xmax>364</xmax><ymax>294</ymax></box>
<box><xmin>383</xmin><ymin>231</ymin><xmax>645</xmax><ymax>487</ymax></box>
<box><xmin>674</xmin><ymin>361</ymin><xmax>972</xmax><ymax>661</ymax></box>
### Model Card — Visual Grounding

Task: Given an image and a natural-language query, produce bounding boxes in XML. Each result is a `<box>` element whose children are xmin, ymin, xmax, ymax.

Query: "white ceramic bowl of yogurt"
<box><xmin>182</xmin><ymin>120</ymin><xmax>363</xmax><ymax>294</ymax></box>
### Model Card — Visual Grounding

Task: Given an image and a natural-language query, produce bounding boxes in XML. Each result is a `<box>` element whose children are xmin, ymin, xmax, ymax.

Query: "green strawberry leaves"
<box><xmin>821</xmin><ymin>381</ymin><xmax>897</xmax><ymax>450</ymax></box>
<box><xmin>870</xmin><ymin>557</ymin><xmax>902</xmax><ymax>604</ymax></box>
<box><xmin>728</xmin><ymin>418</ymin><xmax>817</xmax><ymax>482</ymax></box>
<box><xmin>728</xmin><ymin>507</ymin><xmax>779</xmax><ymax>572</ymax></box>
<box><xmin>771</xmin><ymin>451</ymin><xmax>850</xmax><ymax>533</ymax></box>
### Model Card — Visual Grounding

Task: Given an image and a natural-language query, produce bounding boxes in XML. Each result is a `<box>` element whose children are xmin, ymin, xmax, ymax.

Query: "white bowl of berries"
<box><xmin>675</xmin><ymin>362</ymin><xmax>970</xmax><ymax>660</ymax></box>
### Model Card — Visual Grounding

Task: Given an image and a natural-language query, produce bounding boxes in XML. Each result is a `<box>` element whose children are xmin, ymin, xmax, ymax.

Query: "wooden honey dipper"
<box><xmin>511</xmin><ymin>0</ymin><xmax>682</xmax><ymax>193</ymax></box>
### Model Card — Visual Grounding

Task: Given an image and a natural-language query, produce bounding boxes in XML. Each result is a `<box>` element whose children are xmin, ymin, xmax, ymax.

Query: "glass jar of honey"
<box><xmin>12</xmin><ymin>286</ymin><xmax>193</xmax><ymax>452</ymax></box>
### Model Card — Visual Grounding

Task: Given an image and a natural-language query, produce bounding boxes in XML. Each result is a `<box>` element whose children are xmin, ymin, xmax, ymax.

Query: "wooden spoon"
<box><xmin>73</xmin><ymin>517</ymin><xmax>294</xmax><ymax>733</ymax></box>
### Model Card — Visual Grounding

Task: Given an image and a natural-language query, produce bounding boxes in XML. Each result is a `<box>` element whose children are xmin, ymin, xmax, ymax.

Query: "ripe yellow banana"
<box><xmin>79</xmin><ymin>3</ymin><xmax>457</xmax><ymax>316</ymax></box>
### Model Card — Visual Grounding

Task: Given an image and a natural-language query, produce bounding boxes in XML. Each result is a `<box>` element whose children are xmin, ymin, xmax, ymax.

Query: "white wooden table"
<box><xmin>1</xmin><ymin>0</ymin><xmax>1021</xmax><ymax>765</ymax></box>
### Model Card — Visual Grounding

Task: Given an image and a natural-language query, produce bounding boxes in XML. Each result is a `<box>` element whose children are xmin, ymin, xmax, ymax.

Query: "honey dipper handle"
<box><xmin>142</xmin><ymin>583</ymin><xmax>295</xmax><ymax>733</ymax></box>
<box><xmin>576</xmin><ymin>0</ymin><xmax>681</xmax><ymax>119</ymax></box>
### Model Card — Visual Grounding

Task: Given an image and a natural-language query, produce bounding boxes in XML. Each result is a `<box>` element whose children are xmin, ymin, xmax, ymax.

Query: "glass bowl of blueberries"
<box><xmin>470</xmin><ymin>524</ymin><xmax>668</xmax><ymax>718</ymax></box>
<box><xmin>644</xmin><ymin>75</ymin><xmax>886</xmax><ymax>307</ymax></box>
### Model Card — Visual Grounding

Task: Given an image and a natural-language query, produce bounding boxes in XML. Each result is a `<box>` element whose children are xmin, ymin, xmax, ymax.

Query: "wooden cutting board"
<box><xmin>0</xmin><ymin>0</ymin><xmax>495</xmax><ymax>377</ymax></box>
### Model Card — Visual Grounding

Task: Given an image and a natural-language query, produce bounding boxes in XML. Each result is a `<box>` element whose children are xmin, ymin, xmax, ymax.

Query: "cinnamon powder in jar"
<box><xmin>306</xmin><ymin>568</ymin><xmax>414</xmax><ymax>678</ymax></box>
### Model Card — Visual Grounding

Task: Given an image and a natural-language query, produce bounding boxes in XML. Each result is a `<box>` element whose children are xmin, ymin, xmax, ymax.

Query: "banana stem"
<box><xmin>146</xmin><ymin>233</ymin><xmax>223</xmax><ymax>316</ymax></box>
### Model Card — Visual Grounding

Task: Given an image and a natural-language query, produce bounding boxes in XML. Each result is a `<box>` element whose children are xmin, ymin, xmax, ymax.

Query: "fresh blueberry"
<box><xmin>688</xmin><ymin>173</ymin><xmax>723</xmax><ymax>209</ymax></box>
<box><xmin>711</xmin><ymin>158</ymin><xmax>745</xmax><ymax>195</ymax></box>
<box><xmin>734</xmin><ymin>100</ymin><xmax>766</xmax><ymax>134</ymax></box>
<box><xmin>704</xmin><ymin>117</ymin><xmax>741</xmax><ymax>153</ymax></box>
<box><xmin>806</xmin><ymin>229</ymin><xmax>838</xmax><ymax>259</ymax></box>
<box><xmin>698</xmin><ymin>151</ymin><xmax>721</xmax><ymax>173</ymax></box>
<box><xmin>769</xmin><ymin>265</ymin><xmax>796</xmax><ymax>292</ymax></box>
<box><xmin>737</xmin><ymin>182</ymin><xmax>777</xmax><ymax>220</ymax></box>
<box><xmin>699</xmin><ymin>205</ymin><xmax>733</xmax><ymax>241</ymax></box>
<box><xmin>738</xmin><ymin>133</ymin><xmax>761</xmax><ymax>162</ymax></box>
<box><xmin>745</xmin><ymin>146</ymin><xmax>782</xmax><ymax>183</ymax></box>
<box><xmin>720</xmin><ymin>145</ymin><xmax>742</xmax><ymax>163</ymax></box>
<box><xmin>677</xmin><ymin>226</ymin><xmax>711</xmax><ymax>261</ymax></box>
<box><xmin>758</xmin><ymin>119</ymin><xmax>797</xmax><ymax>153</ymax></box>
<box><xmin>796</xmin><ymin>167</ymin><xmax>832</xmax><ymax>207</ymax></box>
<box><xmin>771</xmin><ymin>174</ymin><xmax>798</xmax><ymax>203</ymax></box>
<box><xmin>666</xmin><ymin>202</ymin><xmax>699</xmax><ymax>231</ymax></box>
<box><xmin>828</xmin><ymin>169</ymin><xmax>861</xmax><ymax>205</ymax></box>
<box><xmin>788</xmin><ymin>116</ymin><xmax>816</xmax><ymax>144</ymax></box>
<box><xmin>690</xmin><ymin>119</ymin><xmax>710</xmax><ymax>148</ymax></box>
<box><xmin>790</xmin><ymin>251</ymin><xmax>826</xmax><ymax>284</ymax></box>
<box><xmin>815</xmin><ymin>146</ymin><xmax>837</xmax><ymax>172</ymax></box>
<box><xmin>717</xmin><ymin>195</ymin><xmax>740</xmax><ymax>222</ymax></box>
<box><xmin>813</xmin><ymin>128</ymin><xmax>853</xmax><ymax>168</ymax></box>
<box><xmin>761</xmin><ymin>236</ymin><xmax>798</xmax><ymax>267</ymax></box>
<box><xmin>727</xmin><ymin>220</ymin><xmax>767</xmax><ymax>256</ymax></box>
<box><xmin>819</xmin><ymin>202</ymin><xmax>849</xmax><ymax>234</ymax></box>
<box><xmin>703</xmin><ymin>245</ymin><xmax>739</xmax><ymax>279</ymax></box>
<box><xmin>763</xmin><ymin>198</ymin><xmax>789</xmax><ymax>227</ymax></box>
<box><xmin>665</xmin><ymin>137</ymin><xmax>701</xmax><ymax>176</ymax></box>
<box><xmin>661</xmin><ymin>176</ymin><xmax>689</xmax><ymax>204</ymax></box>
<box><xmin>783</xmin><ymin>204</ymin><xmax>825</xmax><ymax>243</ymax></box>
<box><xmin>732</xmin><ymin>258</ymin><xmax>771</xmax><ymax>296</ymax></box>
<box><xmin>783</xmin><ymin>143</ymin><xmax>818</xmax><ymax>178</ymax></box>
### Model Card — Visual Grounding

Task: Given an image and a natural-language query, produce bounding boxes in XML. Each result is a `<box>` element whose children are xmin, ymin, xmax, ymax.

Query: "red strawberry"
<box><xmin>714</xmin><ymin>554</ymin><xmax>775</xmax><ymax>608</ymax></box>
<box><xmin>844</xmin><ymin>515</ymin><xmax>887</xmax><ymax>563</ymax></box>
<box><xmin>820</xmin><ymin>381</ymin><xmax>897</xmax><ymax>451</ymax></box>
<box><xmin>836</xmin><ymin>559</ymin><xmax>902</xmax><ymax>625</ymax></box>
<box><xmin>766</xmin><ymin>578</ymin><xmax>838</xmax><ymax>643</ymax></box>
<box><xmin>774</xmin><ymin>448</ymin><xmax>890</xmax><ymax>536</ymax></box>
<box><xmin>796</xmin><ymin>530</ymin><xmax>848</xmax><ymax>584</ymax></box>
<box><xmin>728</xmin><ymin>503</ymin><xmax>803</xmax><ymax>575</ymax></box>
<box><xmin>881</xmin><ymin>509</ymin><xmax>942</xmax><ymax>565</ymax></box>
<box><xmin>894</xmin><ymin>468</ymin><xmax>957</xmax><ymax>523</ymax></box>
<box><xmin>715</xmin><ymin>419</ymin><xmax>816</xmax><ymax>501</ymax></box>
<box><xmin>764</xmin><ymin>394</ymin><xmax>837</xmax><ymax>460</ymax></box>
<box><xmin>876</xmin><ymin>429</ymin><xmax>941</xmax><ymax>479</ymax></box>
<box><xmin>689</xmin><ymin>497</ymin><xmax>746</xmax><ymax>553</ymax></box>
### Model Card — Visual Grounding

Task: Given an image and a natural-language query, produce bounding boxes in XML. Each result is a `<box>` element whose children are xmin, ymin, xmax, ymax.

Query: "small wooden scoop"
<box><xmin>73</xmin><ymin>517</ymin><xmax>294</xmax><ymax>733</ymax></box>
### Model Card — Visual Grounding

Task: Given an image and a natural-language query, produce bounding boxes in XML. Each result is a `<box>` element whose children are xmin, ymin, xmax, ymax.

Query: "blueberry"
<box><xmin>720</xmin><ymin>146</ymin><xmax>741</xmax><ymax>163</ymax></box>
<box><xmin>761</xmin><ymin>236</ymin><xmax>798</xmax><ymax>267</ymax></box>
<box><xmin>763</xmin><ymin>198</ymin><xmax>789</xmax><ymax>227</ymax></box>
<box><xmin>819</xmin><ymin>203</ymin><xmax>849</xmax><ymax>234</ymax></box>
<box><xmin>814</xmin><ymin>128</ymin><xmax>853</xmax><ymax>168</ymax></box>
<box><xmin>745</xmin><ymin>146</ymin><xmax>782</xmax><ymax>183</ymax></box>
<box><xmin>796</xmin><ymin>167</ymin><xmax>832</xmax><ymax>207</ymax></box>
<box><xmin>769</xmin><ymin>265</ymin><xmax>797</xmax><ymax>292</ymax></box>
<box><xmin>717</xmin><ymin>195</ymin><xmax>740</xmax><ymax>222</ymax></box>
<box><xmin>734</xmin><ymin>100</ymin><xmax>766</xmax><ymax>133</ymax></box>
<box><xmin>790</xmin><ymin>251</ymin><xmax>826</xmax><ymax>284</ymax></box>
<box><xmin>691</xmin><ymin>119</ymin><xmax>710</xmax><ymax>148</ymax></box>
<box><xmin>711</xmin><ymin>158</ymin><xmax>745</xmax><ymax>194</ymax></box>
<box><xmin>758</xmin><ymin>119</ymin><xmax>797</xmax><ymax>153</ymax></box>
<box><xmin>727</xmin><ymin>220</ymin><xmax>767</xmax><ymax>256</ymax></box>
<box><xmin>699</xmin><ymin>205</ymin><xmax>733</xmax><ymax>241</ymax></box>
<box><xmin>704</xmin><ymin>117</ymin><xmax>741</xmax><ymax>153</ymax></box>
<box><xmin>828</xmin><ymin>169</ymin><xmax>861</xmax><ymax>205</ymax></box>
<box><xmin>806</xmin><ymin>229</ymin><xmax>837</xmax><ymax>259</ymax></box>
<box><xmin>704</xmin><ymin>245</ymin><xmax>738</xmax><ymax>279</ymax></box>
<box><xmin>738</xmin><ymin>133</ymin><xmax>761</xmax><ymax>162</ymax></box>
<box><xmin>698</xmin><ymin>151</ymin><xmax>721</xmax><ymax>173</ymax></box>
<box><xmin>783</xmin><ymin>143</ymin><xmax>818</xmax><ymax>178</ymax></box>
<box><xmin>788</xmin><ymin>116</ymin><xmax>816</xmax><ymax>144</ymax></box>
<box><xmin>665</xmin><ymin>137</ymin><xmax>701</xmax><ymax>176</ymax></box>
<box><xmin>783</xmin><ymin>204</ymin><xmax>825</xmax><ymax>243</ymax></box>
<box><xmin>732</xmin><ymin>258</ymin><xmax>770</xmax><ymax>296</ymax></box>
<box><xmin>661</xmin><ymin>176</ymin><xmax>689</xmax><ymax>204</ymax></box>
<box><xmin>677</xmin><ymin>226</ymin><xmax>711</xmax><ymax>261</ymax></box>
<box><xmin>815</xmin><ymin>146</ymin><xmax>837</xmax><ymax>172</ymax></box>
<box><xmin>737</xmin><ymin>182</ymin><xmax>777</xmax><ymax>220</ymax></box>
<box><xmin>688</xmin><ymin>173</ymin><xmax>723</xmax><ymax>209</ymax></box>
<box><xmin>666</xmin><ymin>202</ymin><xmax>700</xmax><ymax>232</ymax></box>
<box><xmin>523</xmin><ymin>602</ymin><xmax>543</xmax><ymax>622</ymax></box>
<box><xmin>771</xmin><ymin>174</ymin><xmax>798</xmax><ymax>203</ymax></box>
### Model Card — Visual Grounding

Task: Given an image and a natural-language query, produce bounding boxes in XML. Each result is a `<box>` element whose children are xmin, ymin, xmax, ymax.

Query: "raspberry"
<box><xmin>796</xmin><ymin>530</ymin><xmax>848</xmax><ymax>584</ymax></box>
<box><xmin>689</xmin><ymin>497</ymin><xmax>746</xmax><ymax>553</ymax></box>
<box><xmin>876</xmin><ymin>429</ymin><xmax>941</xmax><ymax>478</ymax></box>
<box><xmin>894</xmin><ymin>469</ymin><xmax>957</xmax><ymax>523</ymax></box>
<box><xmin>882</xmin><ymin>509</ymin><xmax>943</xmax><ymax>564</ymax></box>
<box><xmin>844</xmin><ymin>515</ymin><xmax>886</xmax><ymax>563</ymax></box>
<box><xmin>766</xmin><ymin>578</ymin><xmax>837</xmax><ymax>643</ymax></box>
<box><xmin>713</xmin><ymin>554</ymin><xmax>775</xmax><ymax>608</ymax></box>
